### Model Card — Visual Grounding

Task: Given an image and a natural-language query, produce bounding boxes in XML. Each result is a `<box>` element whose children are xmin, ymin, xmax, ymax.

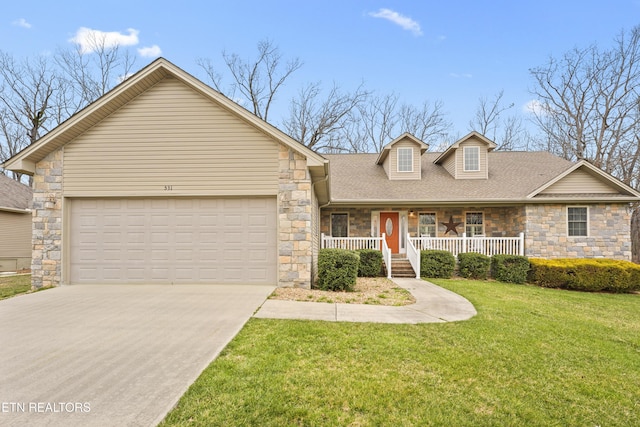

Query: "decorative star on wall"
<box><xmin>441</xmin><ymin>215</ymin><xmax>463</xmax><ymax>235</ymax></box>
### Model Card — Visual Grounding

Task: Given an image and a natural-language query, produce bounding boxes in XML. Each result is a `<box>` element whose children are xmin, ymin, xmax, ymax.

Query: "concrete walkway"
<box><xmin>254</xmin><ymin>278</ymin><xmax>477</xmax><ymax>323</ymax></box>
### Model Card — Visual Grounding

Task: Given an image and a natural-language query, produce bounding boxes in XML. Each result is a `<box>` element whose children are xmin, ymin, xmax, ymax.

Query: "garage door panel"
<box><xmin>70</xmin><ymin>198</ymin><xmax>276</xmax><ymax>284</ymax></box>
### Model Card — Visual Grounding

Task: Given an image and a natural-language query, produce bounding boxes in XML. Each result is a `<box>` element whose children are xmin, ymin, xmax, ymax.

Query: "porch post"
<box><xmin>519</xmin><ymin>232</ymin><xmax>524</xmax><ymax>256</ymax></box>
<box><xmin>461</xmin><ymin>232</ymin><xmax>467</xmax><ymax>254</ymax></box>
<box><xmin>321</xmin><ymin>233</ymin><xmax>325</xmax><ymax>249</ymax></box>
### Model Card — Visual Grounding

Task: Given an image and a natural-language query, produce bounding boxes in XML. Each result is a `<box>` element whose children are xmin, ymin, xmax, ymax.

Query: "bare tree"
<box><xmin>529</xmin><ymin>26</ymin><xmax>640</xmax><ymax>185</ymax></box>
<box><xmin>283</xmin><ymin>82</ymin><xmax>369</xmax><ymax>152</ymax></box>
<box><xmin>469</xmin><ymin>90</ymin><xmax>529</xmax><ymax>151</ymax></box>
<box><xmin>56</xmin><ymin>33</ymin><xmax>136</xmax><ymax>116</ymax></box>
<box><xmin>400</xmin><ymin>100</ymin><xmax>451</xmax><ymax>146</ymax></box>
<box><xmin>0</xmin><ymin>52</ymin><xmax>59</xmax><ymax>181</ymax></box>
<box><xmin>198</xmin><ymin>39</ymin><xmax>302</xmax><ymax>121</ymax></box>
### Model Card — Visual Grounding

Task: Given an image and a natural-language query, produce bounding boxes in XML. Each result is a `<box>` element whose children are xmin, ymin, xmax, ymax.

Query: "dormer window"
<box><xmin>464</xmin><ymin>146</ymin><xmax>480</xmax><ymax>171</ymax></box>
<box><xmin>397</xmin><ymin>147</ymin><xmax>413</xmax><ymax>172</ymax></box>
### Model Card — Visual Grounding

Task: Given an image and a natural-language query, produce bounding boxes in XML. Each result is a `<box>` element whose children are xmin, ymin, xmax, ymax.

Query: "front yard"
<box><xmin>162</xmin><ymin>279</ymin><xmax>640</xmax><ymax>426</ymax></box>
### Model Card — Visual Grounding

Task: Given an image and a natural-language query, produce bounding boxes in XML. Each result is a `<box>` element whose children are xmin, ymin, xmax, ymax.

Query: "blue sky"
<box><xmin>3</xmin><ymin>0</ymin><xmax>640</xmax><ymax>138</ymax></box>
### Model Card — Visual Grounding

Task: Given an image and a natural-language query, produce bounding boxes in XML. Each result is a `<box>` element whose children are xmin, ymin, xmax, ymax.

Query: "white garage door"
<box><xmin>69</xmin><ymin>198</ymin><xmax>277</xmax><ymax>284</ymax></box>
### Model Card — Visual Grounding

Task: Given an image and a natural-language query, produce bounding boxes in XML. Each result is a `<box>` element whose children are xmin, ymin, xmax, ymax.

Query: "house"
<box><xmin>3</xmin><ymin>58</ymin><xmax>639</xmax><ymax>289</ymax></box>
<box><xmin>0</xmin><ymin>173</ymin><xmax>32</xmax><ymax>272</ymax></box>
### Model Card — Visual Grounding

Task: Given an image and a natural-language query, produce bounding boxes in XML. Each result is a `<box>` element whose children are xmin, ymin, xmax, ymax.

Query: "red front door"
<box><xmin>380</xmin><ymin>212</ymin><xmax>399</xmax><ymax>253</ymax></box>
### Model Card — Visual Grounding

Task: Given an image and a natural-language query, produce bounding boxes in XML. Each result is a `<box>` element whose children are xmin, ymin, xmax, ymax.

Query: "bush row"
<box><xmin>419</xmin><ymin>250</ymin><xmax>530</xmax><ymax>284</ymax></box>
<box><xmin>528</xmin><ymin>258</ymin><xmax>640</xmax><ymax>293</ymax></box>
<box><xmin>317</xmin><ymin>249</ymin><xmax>383</xmax><ymax>291</ymax></box>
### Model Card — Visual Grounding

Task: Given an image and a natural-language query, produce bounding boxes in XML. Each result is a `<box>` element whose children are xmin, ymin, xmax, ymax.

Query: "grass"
<box><xmin>0</xmin><ymin>274</ymin><xmax>32</xmax><ymax>300</ymax></box>
<box><xmin>161</xmin><ymin>279</ymin><xmax>640</xmax><ymax>426</ymax></box>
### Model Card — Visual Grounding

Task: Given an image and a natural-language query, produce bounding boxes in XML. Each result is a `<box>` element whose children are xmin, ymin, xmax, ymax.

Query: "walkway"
<box><xmin>254</xmin><ymin>278</ymin><xmax>477</xmax><ymax>323</ymax></box>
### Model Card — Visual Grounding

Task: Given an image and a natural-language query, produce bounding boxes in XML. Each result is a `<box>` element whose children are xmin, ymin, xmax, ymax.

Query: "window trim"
<box><xmin>397</xmin><ymin>147</ymin><xmax>414</xmax><ymax>173</ymax></box>
<box><xmin>465</xmin><ymin>211</ymin><xmax>484</xmax><ymax>236</ymax></box>
<box><xmin>567</xmin><ymin>206</ymin><xmax>589</xmax><ymax>237</ymax></box>
<box><xmin>330</xmin><ymin>212</ymin><xmax>349</xmax><ymax>237</ymax></box>
<box><xmin>463</xmin><ymin>146</ymin><xmax>480</xmax><ymax>172</ymax></box>
<box><xmin>418</xmin><ymin>212</ymin><xmax>438</xmax><ymax>237</ymax></box>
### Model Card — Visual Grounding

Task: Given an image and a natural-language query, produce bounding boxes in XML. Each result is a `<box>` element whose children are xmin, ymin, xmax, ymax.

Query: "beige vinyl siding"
<box><xmin>0</xmin><ymin>211</ymin><xmax>31</xmax><ymax>258</ymax></box>
<box><xmin>540</xmin><ymin>169</ymin><xmax>619</xmax><ymax>194</ymax></box>
<box><xmin>442</xmin><ymin>154</ymin><xmax>456</xmax><ymax>178</ymax></box>
<box><xmin>63</xmin><ymin>77</ymin><xmax>279</xmax><ymax>197</ymax></box>
<box><xmin>388</xmin><ymin>139</ymin><xmax>421</xmax><ymax>180</ymax></box>
<box><xmin>455</xmin><ymin>139</ymin><xmax>488</xmax><ymax>179</ymax></box>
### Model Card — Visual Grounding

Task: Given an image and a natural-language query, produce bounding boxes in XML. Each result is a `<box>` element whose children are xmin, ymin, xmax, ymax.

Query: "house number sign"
<box><xmin>164</xmin><ymin>185</ymin><xmax>173</xmax><ymax>191</ymax></box>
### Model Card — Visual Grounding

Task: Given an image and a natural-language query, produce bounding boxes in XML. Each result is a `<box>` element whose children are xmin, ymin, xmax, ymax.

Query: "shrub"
<box><xmin>317</xmin><ymin>249</ymin><xmax>359</xmax><ymax>291</ymax></box>
<box><xmin>528</xmin><ymin>258</ymin><xmax>640</xmax><ymax>293</ymax></box>
<box><xmin>492</xmin><ymin>255</ymin><xmax>530</xmax><ymax>284</ymax></box>
<box><xmin>357</xmin><ymin>249</ymin><xmax>383</xmax><ymax>277</ymax></box>
<box><xmin>458</xmin><ymin>252</ymin><xmax>491</xmax><ymax>280</ymax></box>
<box><xmin>420</xmin><ymin>250</ymin><xmax>456</xmax><ymax>278</ymax></box>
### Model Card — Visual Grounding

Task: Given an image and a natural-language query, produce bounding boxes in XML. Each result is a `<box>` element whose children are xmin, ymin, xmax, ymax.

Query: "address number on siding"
<box><xmin>164</xmin><ymin>185</ymin><xmax>173</xmax><ymax>191</ymax></box>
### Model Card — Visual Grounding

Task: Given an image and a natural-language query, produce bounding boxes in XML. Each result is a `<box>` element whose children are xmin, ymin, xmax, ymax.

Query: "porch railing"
<box><xmin>409</xmin><ymin>232</ymin><xmax>525</xmax><ymax>257</ymax></box>
<box><xmin>406</xmin><ymin>233</ymin><xmax>420</xmax><ymax>279</ymax></box>
<box><xmin>321</xmin><ymin>233</ymin><xmax>392</xmax><ymax>278</ymax></box>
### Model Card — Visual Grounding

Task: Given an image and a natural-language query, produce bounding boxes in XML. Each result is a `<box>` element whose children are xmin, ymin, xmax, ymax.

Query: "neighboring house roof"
<box><xmin>325</xmin><ymin>151</ymin><xmax>640</xmax><ymax>205</ymax></box>
<box><xmin>0</xmin><ymin>173</ymin><xmax>32</xmax><ymax>213</ymax></box>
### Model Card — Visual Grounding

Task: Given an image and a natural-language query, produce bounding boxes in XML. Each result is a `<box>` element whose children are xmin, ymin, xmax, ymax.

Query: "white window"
<box><xmin>465</xmin><ymin>212</ymin><xmax>484</xmax><ymax>236</ymax></box>
<box><xmin>331</xmin><ymin>213</ymin><xmax>348</xmax><ymax>237</ymax></box>
<box><xmin>567</xmin><ymin>207</ymin><xmax>588</xmax><ymax>236</ymax></box>
<box><xmin>397</xmin><ymin>147</ymin><xmax>413</xmax><ymax>172</ymax></box>
<box><xmin>464</xmin><ymin>146</ymin><xmax>480</xmax><ymax>171</ymax></box>
<box><xmin>419</xmin><ymin>213</ymin><xmax>437</xmax><ymax>237</ymax></box>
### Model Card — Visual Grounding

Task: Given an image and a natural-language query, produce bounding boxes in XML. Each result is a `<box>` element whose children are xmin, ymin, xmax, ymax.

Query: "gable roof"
<box><xmin>325</xmin><ymin>151</ymin><xmax>640</xmax><ymax>205</ymax></box>
<box><xmin>375</xmin><ymin>133</ymin><xmax>429</xmax><ymax>165</ymax></box>
<box><xmin>433</xmin><ymin>131</ymin><xmax>498</xmax><ymax>165</ymax></box>
<box><xmin>0</xmin><ymin>174</ymin><xmax>32</xmax><ymax>213</ymax></box>
<box><xmin>527</xmin><ymin>160</ymin><xmax>640</xmax><ymax>199</ymax></box>
<box><xmin>2</xmin><ymin>58</ymin><xmax>328</xmax><ymax>178</ymax></box>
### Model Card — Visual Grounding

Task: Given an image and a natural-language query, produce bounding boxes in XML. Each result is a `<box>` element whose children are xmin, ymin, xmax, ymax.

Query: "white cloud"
<box><xmin>138</xmin><ymin>45</ymin><xmax>162</xmax><ymax>58</ymax></box>
<box><xmin>12</xmin><ymin>18</ymin><xmax>31</xmax><ymax>29</ymax></box>
<box><xmin>369</xmin><ymin>8</ymin><xmax>423</xmax><ymax>36</ymax></box>
<box><xmin>69</xmin><ymin>27</ymin><xmax>140</xmax><ymax>54</ymax></box>
<box><xmin>524</xmin><ymin>99</ymin><xmax>549</xmax><ymax>115</ymax></box>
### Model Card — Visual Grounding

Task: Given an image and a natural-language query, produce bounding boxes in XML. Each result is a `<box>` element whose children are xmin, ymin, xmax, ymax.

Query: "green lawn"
<box><xmin>0</xmin><ymin>274</ymin><xmax>31</xmax><ymax>300</ymax></box>
<box><xmin>162</xmin><ymin>279</ymin><xmax>640</xmax><ymax>426</ymax></box>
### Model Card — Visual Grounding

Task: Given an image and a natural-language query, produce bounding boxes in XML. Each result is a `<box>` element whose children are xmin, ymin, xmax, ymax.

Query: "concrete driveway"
<box><xmin>0</xmin><ymin>284</ymin><xmax>274</xmax><ymax>427</ymax></box>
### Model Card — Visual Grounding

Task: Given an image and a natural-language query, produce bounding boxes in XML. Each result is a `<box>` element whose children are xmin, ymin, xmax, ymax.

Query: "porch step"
<box><xmin>389</xmin><ymin>258</ymin><xmax>416</xmax><ymax>278</ymax></box>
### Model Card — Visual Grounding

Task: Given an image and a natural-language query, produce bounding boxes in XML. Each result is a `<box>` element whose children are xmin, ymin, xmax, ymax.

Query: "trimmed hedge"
<box><xmin>357</xmin><ymin>249</ymin><xmax>383</xmax><ymax>277</ymax></box>
<box><xmin>421</xmin><ymin>250</ymin><xmax>456</xmax><ymax>278</ymax></box>
<box><xmin>491</xmin><ymin>255</ymin><xmax>530</xmax><ymax>284</ymax></box>
<box><xmin>458</xmin><ymin>252</ymin><xmax>491</xmax><ymax>280</ymax></box>
<box><xmin>528</xmin><ymin>258</ymin><xmax>640</xmax><ymax>293</ymax></box>
<box><xmin>317</xmin><ymin>249</ymin><xmax>359</xmax><ymax>291</ymax></box>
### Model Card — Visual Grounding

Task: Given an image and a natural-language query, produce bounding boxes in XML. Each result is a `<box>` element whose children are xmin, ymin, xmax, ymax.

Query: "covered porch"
<box><xmin>320</xmin><ymin>206</ymin><xmax>526</xmax><ymax>278</ymax></box>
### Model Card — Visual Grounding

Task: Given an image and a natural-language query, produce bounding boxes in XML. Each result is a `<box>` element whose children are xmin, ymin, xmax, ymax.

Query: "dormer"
<box><xmin>433</xmin><ymin>131</ymin><xmax>497</xmax><ymax>179</ymax></box>
<box><xmin>375</xmin><ymin>133</ymin><xmax>429</xmax><ymax>180</ymax></box>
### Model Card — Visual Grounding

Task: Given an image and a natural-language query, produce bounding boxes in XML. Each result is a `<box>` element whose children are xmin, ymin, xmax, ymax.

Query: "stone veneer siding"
<box><xmin>278</xmin><ymin>145</ymin><xmax>313</xmax><ymax>288</ymax></box>
<box><xmin>321</xmin><ymin>206</ymin><xmax>524</xmax><ymax>238</ymax></box>
<box><xmin>525</xmin><ymin>203</ymin><xmax>631</xmax><ymax>260</ymax></box>
<box><xmin>31</xmin><ymin>149</ymin><xmax>63</xmax><ymax>289</ymax></box>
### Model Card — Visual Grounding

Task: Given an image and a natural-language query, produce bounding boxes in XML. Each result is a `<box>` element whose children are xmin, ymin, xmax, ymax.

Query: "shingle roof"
<box><xmin>0</xmin><ymin>173</ymin><xmax>32</xmax><ymax>211</ymax></box>
<box><xmin>325</xmin><ymin>151</ymin><xmax>575</xmax><ymax>203</ymax></box>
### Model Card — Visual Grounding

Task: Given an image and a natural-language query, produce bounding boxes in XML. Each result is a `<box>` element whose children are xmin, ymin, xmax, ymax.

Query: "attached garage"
<box><xmin>3</xmin><ymin>58</ymin><xmax>329</xmax><ymax>289</ymax></box>
<box><xmin>69</xmin><ymin>197</ymin><xmax>277</xmax><ymax>285</ymax></box>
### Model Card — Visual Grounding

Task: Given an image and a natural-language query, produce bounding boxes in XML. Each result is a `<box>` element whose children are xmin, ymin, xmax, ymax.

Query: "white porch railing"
<box><xmin>406</xmin><ymin>233</ymin><xmax>420</xmax><ymax>279</ymax></box>
<box><xmin>409</xmin><ymin>232</ymin><xmax>525</xmax><ymax>257</ymax></box>
<box><xmin>321</xmin><ymin>233</ymin><xmax>392</xmax><ymax>278</ymax></box>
